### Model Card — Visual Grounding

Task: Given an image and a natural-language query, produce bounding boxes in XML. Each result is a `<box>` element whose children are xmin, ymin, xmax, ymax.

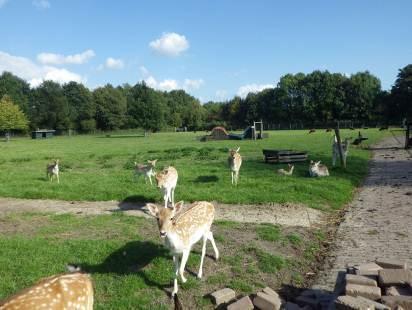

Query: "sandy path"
<box><xmin>0</xmin><ymin>197</ymin><xmax>324</xmax><ymax>227</ymax></box>
<box><xmin>313</xmin><ymin>135</ymin><xmax>412</xmax><ymax>291</ymax></box>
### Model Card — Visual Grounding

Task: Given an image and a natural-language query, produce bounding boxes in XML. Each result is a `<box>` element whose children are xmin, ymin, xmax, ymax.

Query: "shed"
<box><xmin>31</xmin><ymin>129</ymin><xmax>56</xmax><ymax>139</ymax></box>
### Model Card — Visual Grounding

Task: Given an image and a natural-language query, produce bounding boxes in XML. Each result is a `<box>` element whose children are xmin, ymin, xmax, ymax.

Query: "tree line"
<box><xmin>0</xmin><ymin>64</ymin><xmax>411</xmax><ymax>134</ymax></box>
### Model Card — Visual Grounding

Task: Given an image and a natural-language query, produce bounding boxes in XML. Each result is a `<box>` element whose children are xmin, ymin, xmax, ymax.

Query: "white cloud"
<box><xmin>0</xmin><ymin>0</ymin><xmax>8</xmax><ymax>8</ymax></box>
<box><xmin>37</xmin><ymin>49</ymin><xmax>95</xmax><ymax>65</ymax></box>
<box><xmin>33</xmin><ymin>0</ymin><xmax>50</xmax><ymax>9</ymax></box>
<box><xmin>0</xmin><ymin>51</ymin><xmax>84</xmax><ymax>87</ymax></box>
<box><xmin>149</xmin><ymin>32</ymin><xmax>189</xmax><ymax>57</ymax></box>
<box><xmin>183</xmin><ymin>78</ymin><xmax>203</xmax><ymax>90</ymax></box>
<box><xmin>237</xmin><ymin>83</ymin><xmax>274</xmax><ymax>98</ymax></box>
<box><xmin>215</xmin><ymin>90</ymin><xmax>228</xmax><ymax>101</ymax></box>
<box><xmin>139</xmin><ymin>66</ymin><xmax>202</xmax><ymax>92</ymax></box>
<box><xmin>105</xmin><ymin>57</ymin><xmax>124</xmax><ymax>69</ymax></box>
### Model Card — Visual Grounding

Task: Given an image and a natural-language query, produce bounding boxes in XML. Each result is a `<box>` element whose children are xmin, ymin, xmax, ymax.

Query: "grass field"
<box><xmin>0</xmin><ymin>212</ymin><xmax>325</xmax><ymax>309</ymax></box>
<box><xmin>0</xmin><ymin>129</ymin><xmax>387</xmax><ymax>209</ymax></box>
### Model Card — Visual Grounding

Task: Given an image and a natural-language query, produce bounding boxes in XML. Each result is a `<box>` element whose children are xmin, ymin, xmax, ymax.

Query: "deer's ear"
<box><xmin>173</xmin><ymin>201</ymin><xmax>184</xmax><ymax>213</ymax></box>
<box><xmin>146</xmin><ymin>203</ymin><xmax>159</xmax><ymax>217</ymax></box>
<box><xmin>236</xmin><ymin>147</ymin><xmax>240</xmax><ymax>152</ymax></box>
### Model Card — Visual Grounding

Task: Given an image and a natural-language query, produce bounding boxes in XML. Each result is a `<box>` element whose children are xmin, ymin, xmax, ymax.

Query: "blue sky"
<box><xmin>0</xmin><ymin>1</ymin><xmax>411</xmax><ymax>101</ymax></box>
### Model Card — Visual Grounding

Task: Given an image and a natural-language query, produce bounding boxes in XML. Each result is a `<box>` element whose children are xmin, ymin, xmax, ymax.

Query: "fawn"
<box><xmin>277</xmin><ymin>164</ymin><xmax>294</xmax><ymax>176</ymax></box>
<box><xmin>46</xmin><ymin>159</ymin><xmax>60</xmax><ymax>183</ymax></box>
<box><xmin>147</xmin><ymin>201</ymin><xmax>219</xmax><ymax>297</ymax></box>
<box><xmin>155</xmin><ymin>166</ymin><xmax>178</xmax><ymax>208</ymax></box>
<box><xmin>228</xmin><ymin>147</ymin><xmax>242</xmax><ymax>185</ymax></box>
<box><xmin>134</xmin><ymin>159</ymin><xmax>157</xmax><ymax>185</ymax></box>
<box><xmin>309</xmin><ymin>160</ymin><xmax>329</xmax><ymax>177</ymax></box>
<box><xmin>0</xmin><ymin>270</ymin><xmax>93</xmax><ymax>309</ymax></box>
<box><xmin>332</xmin><ymin>135</ymin><xmax>350</xmax><ymax>167</ymax></box>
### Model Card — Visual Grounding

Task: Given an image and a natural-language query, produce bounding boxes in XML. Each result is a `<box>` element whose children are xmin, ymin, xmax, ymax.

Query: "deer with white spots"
<box><xmin>0</xmin><ymin>271</ymin><xmax>93</xmax><ymax>310</ymax></box>
<box><xmin>46</xmin><ymin>159</ymin><xmax>60</xmax><ymax>183</ymax></box>
<box><xmin>134</xmin><ymin>159</ymin><xmax>157</xmax><ymax>185</ymax></box>
<box><xmin>228</xmin><ymin>147</ymin><xmax>242</xmax><ymax>185</ymax></box>
<box><xmin>155</xmin><ymin>166</ymin><xmax>178</xmax><ymax>208</ymax></box>
<box><xmin>146</xmin><ymin>201</ymin><xmax>219</xmax><ymax>297</ymax></box>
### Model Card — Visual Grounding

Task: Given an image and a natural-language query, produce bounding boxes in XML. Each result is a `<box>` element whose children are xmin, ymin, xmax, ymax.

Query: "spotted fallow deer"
<box><xmin>0</xmin><ymin>271</ymin><xmax>93</xmax><ymax>310</ymax></box>
<box><xmin>309</xmin><ymin>160</ymin><xmax>330</xmax><ymax>177</ymax></box>
<box><xmin>277</xmin><ymin>164</ymin><xmax>294</xmax><ymax>176</ymax></box>
<box><xmin>46</xmin><ymin>159</ymin><xmax>60</xmax><ymax>183</ymax></box>
<box><xmin>134</xmin><ymin>159</ymin><xmax>157</xmax><ymax>185</ymax></box>
<box><xmin>228</xmin><ymin>147</ymin><xmax>242</xmax><ymax>185</ymax></box>
<box><xmin>155</xmin><ymin>166</ymin><xmax>178</xmax><ymax>208</ymax></box>
<box><xmin>146</xmin><ymin>201</ymin><xmax>219</xmax><ymax>297</ymax></box>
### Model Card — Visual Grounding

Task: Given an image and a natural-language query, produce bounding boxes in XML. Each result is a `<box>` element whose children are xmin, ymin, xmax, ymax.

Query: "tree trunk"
<box><xmin>334</xmin><ymin>124</ymin><xmax>345</xmax><ymax>168</ymax></box>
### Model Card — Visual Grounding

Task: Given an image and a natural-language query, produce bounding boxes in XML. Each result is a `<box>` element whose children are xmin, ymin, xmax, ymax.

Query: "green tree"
<box><xmin>30</xmin><ymin>81</ymin><xmax>71</xmax><ymax>131</ymax></box>
<box><xmin>391</xmin><ymin>64</ymin><xmax>412</xmax><ymax>121</ymax></box>
<box><xmin>0</xmin><ymin>72</ymin><xmax>31</xmax><ymax>115</ymax></box>
<box><xmin>94</xmin><ymin>84</ymin><xmax>127</xmax><ymax>130</ymax></box>
<box><xmin>63</xmin><ymin>82</ymin><xmax>96</xmax><ymax>132</ymax></box>
<box><xmin>0</xmin><ymin>95</ymin><xmax>29</xmax><ymax>141</ymax></box>
<box><xmin>127</xmin><ymin>82</ymin><xmax>166</xmax><ymax>133</ymax></box>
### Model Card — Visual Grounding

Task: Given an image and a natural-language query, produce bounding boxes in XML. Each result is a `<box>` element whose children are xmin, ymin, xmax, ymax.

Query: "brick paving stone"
<box><xmin>313</xmin><ymin>136</ymin><xmax>412</xmax><ymax>293</ymax></box>
<box><xmin>345</xmin><ymin>283</ymin><xmax>381</xmax><ymax>300</ymax></box>
<box><xmin>346</xmin><ymin>274</ymin><xmax>378</xmax><ymax>287</ymax></box>
<box><xmin>227</xmin><ymin>296</ymin><xmax>254</xmax><ymax>310</ymax></box>
<box><xmin>378</xmin><ymin>269</ymin><xmax>412</xmax><ymax>287</ymax></box>
<box><xmin>210</xmin><ymin>288</ymin><xmax>236</xmax><ymax>305</ymax></box>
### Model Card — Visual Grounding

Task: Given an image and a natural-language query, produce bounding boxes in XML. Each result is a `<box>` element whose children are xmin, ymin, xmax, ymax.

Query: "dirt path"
<box><xmin>313</xmin><ymin>135</ymin><xmax>412</xmax><ymax>291</ymax></box>
<box><xmin>0</xmin><ymin>197</ymin><xmax>324</xmax><ymax>227</ymax></box>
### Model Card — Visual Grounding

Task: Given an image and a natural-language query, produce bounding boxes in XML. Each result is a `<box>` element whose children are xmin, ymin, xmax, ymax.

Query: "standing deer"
<box><xmin>134</xmin><ymin>159</ymin><xmax>157</xmax><ymax>185</ymax></box>
<box><xmin>228</xmin><ymin>147</ymin><xmax>242</xmax><ymax>185</ymax></box>
<box><xmin>332</xmin><ymin>135</ymin><xmax>351</xmax><ymax>167</ymax></box>
<box><xmin>46</xmin><ymin>159</ymin><xmax>60</xmax><ymax>183</ymax></box>
<box><xmin>309</xmin><ymin>160</ymin><xmax>329</xmax><ymax>177</ymax></box>
<box><xmin>155</xmin><ymin>166</ymin><xmax>178</xmax><ymax>208</ymax></box>
<box><xmin>277</xmin><ymin>164</ymin><xmax>294</xmax><ymax>176</ymax></box>
<box><xmin>0</xmin><ymin>271</ymin><xmax>93</xmax><ymax>310</ymax></box>
<box><xmin>146</xmin><ymin>201</ymin><xmax>219</xmax><ymax>297</ymax></box>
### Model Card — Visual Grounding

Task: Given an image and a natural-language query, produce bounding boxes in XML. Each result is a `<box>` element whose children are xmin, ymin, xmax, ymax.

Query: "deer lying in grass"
<box><xmin>332</xmin><ymin>135</ymin><xmax>351</xmax><ymax>167</ymax></box>
<box><xmin>0</xmin><ymin>270</ymin><xmax>93</xmax><ymax>309</ymax></box>
<box><xmin>147</xmin><ymin>201</ymin><xmax>219</xmax><ymax>297</ymax></box>
<box><xmin>277</xmin><ymin>164</ymin><xmax>294</xmax><ymax>176</ymax></box>
<box><xmin>228</xmin><ymin>147</ymin><xmax>242</xmax><ymax>185</ymax></box>
<box><xmin>155</xmin><ymin>166</ymin><xmax>178</xmax><ymax>208</ymax></box>
<box><xmin>308</xmin><ymin>128</ymin><xmax>316</xmax><ymax>134</ymax></box>
<box><xmin>134</xmin><ymin>159</ymin><xmax>157</xmax><ymax>185</ymax></box>
<box><xmin>46</xmin><ymin>159</ymin><xmax>60</xmax><ymax>183</ymax></box>
<box><xmin>309</xmin><ymin>160</ymin><xmax>329</xmax><ymax>177</ymax></box>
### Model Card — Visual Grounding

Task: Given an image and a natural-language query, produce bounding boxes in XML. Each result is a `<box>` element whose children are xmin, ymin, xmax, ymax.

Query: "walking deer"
<box><xmin>0</xmin><ymin>271</ymin><xmax>93</xmax><ymax>310</ymax></box>
<box><xmin>46</xmin><ymin>159</ymin><xmax>60</xmax><ymax>183</ymax></box>
<box><xmin>134</xmin><ymin>159</ymin><xmax>157</xmax><ymax>185</ymax></box>
<box><xmin>155</xmin><ymin>166</ymin><xmax>178</xmax><ymax>208</ymax></box>
<box><xmin>332</xmin><ymin>135</ymin><xmax>350</xmax><ymax>167</ymax></box>
<box><xmin>147</xmin><ymin>201</ymin><xmax>219</xmax><ymax>297</ymax></box>
<box><xmin>309</xmin><ymin>160</ymin><xmax>329</xmax><ymax>177</ymax></box>
<box><xmin>277</xmin><ymin>164</ymin><xmax>294</xmax><ymax>176</ymax></box>
<box><xmin>228</xmin><ymin>147</ymin><xmax>242</xmax><ymax>185</ymax></box>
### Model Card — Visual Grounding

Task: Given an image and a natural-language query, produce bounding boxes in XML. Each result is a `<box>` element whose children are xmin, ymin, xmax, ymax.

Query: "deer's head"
<box><xmin>229</xmin><ymin>147</ymin><xmax>240</xmax><ymax>157</ymax></box>
<box><xmin>147</xmin><ymin>201</ymin><xmax>184</xmax><ymax>238</ymax></box>
<box><xmin>148</xmin><ymin>159</ymin><xmax>158</xmax><ymax>167</ymax></box>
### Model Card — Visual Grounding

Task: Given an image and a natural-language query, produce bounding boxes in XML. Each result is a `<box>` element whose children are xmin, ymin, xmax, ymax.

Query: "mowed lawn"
<box><xmin>0</xmin><ymin>129</ymin><xmax>387</xmax><ymax>209</ymax></box>
<box><xmin>0</xmin><ymin>212</ymin><xmax>325</xmax><ymax>309</ymax></box>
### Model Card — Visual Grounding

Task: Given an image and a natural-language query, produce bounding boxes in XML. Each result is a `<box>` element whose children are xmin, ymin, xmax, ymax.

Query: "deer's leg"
<box><xmin>231</xmin><ymin>171</ymin><xmax>234</xmax><ymax>185</ymax></box>
<box><xmin>171</xmin><ymin>186</ymin><xmax>175</xmax><ymax>207</ymax></box>
<box><xmin>235</xmin><ymin>170</ymin><xmax>239</xmax><ymax>185</ymax></box>
<box><xmin>332</xmin><ymin>151</ymin><xmax>336</xmax><ymax>166</ymax></box>
<box><xmin>172</xmin><ymin>255</ymin><xmax>180</xmax><ymax>296</ymax></box>
<box><xmin>57</xmin><ymin>174</ymin><xmax>59</xmax><ymax>184</ymax></box>
<box><xmin>179</xmin><ymin>250</ymin><xmax>189</xmax><ymax>283</ymax></box>
<box><xmin>198</xmin><ymin>234</ymin><xmax>207</xmax><ymax>279</ymax></box>
<box><xmin>207</xmin><ymin>231</ymin><xmax>219</xmax><ymax>260</ymax></box>
<box><xmin>148</xmin><ymin>174</ymin><xmax>153</xmax><ymax>185</ymax></box>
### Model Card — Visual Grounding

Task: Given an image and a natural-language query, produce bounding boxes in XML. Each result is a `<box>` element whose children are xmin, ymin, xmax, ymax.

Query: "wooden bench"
<box><xmin>263</xmin><ymin>149</ymin><xmax>308</xmax><ymax>164</ymax></box>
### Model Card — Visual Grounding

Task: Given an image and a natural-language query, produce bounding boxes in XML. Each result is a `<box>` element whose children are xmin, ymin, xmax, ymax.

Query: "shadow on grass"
<box><xmin>78</xmin><ymin>240</ymin><xmax>172</xmax><ymax>294</ymax></box>
<box><xmin>193</xmin><ymin>175</ymin><xmax>219</xmax><ymax>183</ymax></box>
<box><xmin>96</xmin><ymin>135</ymin><xmax>145</xmax><ymax>139</ymax></box>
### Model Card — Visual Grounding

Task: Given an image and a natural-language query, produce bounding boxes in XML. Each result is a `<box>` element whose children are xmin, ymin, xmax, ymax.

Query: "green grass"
<box><xmin>0</xmin><ymin>129</ymin><xmax>387</xmax><ymax>208</ymax></box>
<box><xmin>0</xmin><ymin>213</ymin><xmax>325</xmax><ymax>309</ymax></box>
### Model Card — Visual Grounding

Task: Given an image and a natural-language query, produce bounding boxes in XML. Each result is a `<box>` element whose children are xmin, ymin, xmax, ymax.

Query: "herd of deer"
<box><xmin>0</xmin><ymin>137</ymin><xmax>352</xmax><ymax>309</ymax></box>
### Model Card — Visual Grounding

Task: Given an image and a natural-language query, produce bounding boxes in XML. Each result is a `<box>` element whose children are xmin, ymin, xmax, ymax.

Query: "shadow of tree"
<box><xmin>193</xmin><ymin>175</ymin><xmax>219</xmax><ymax>183</ymax></box>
